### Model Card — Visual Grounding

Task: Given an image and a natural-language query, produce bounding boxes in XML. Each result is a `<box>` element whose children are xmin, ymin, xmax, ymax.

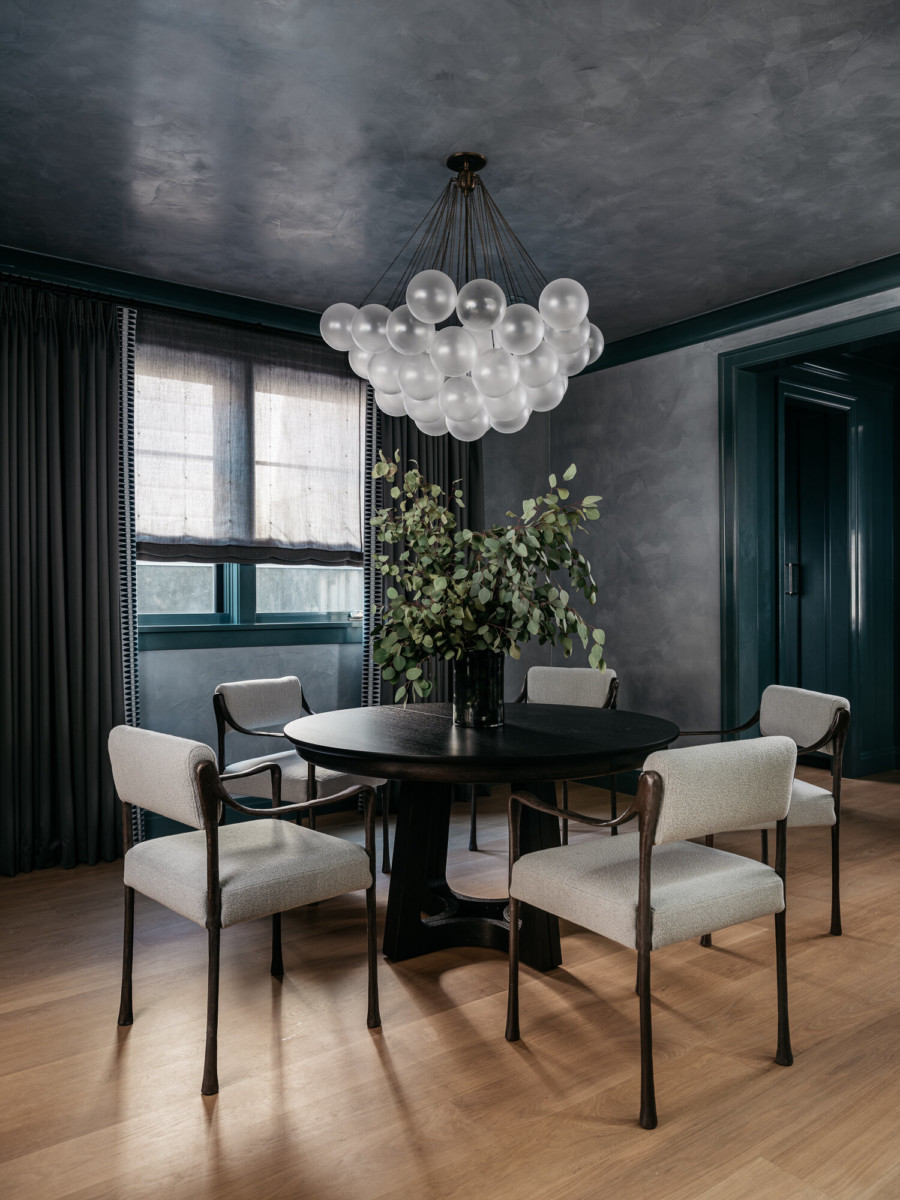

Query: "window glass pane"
<box><xmin>137</xmin><ymin>562</ymin><xmax>217</xmax><ymax>615</ymax></box>
<box><xmin>256</xmin><ymin>565</ymin><xmax>364</xmax><ymax>614</ymax></box>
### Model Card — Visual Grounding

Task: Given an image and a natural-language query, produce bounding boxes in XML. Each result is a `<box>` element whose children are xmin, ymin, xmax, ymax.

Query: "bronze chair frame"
<box><xmin>117</xmin><ymin>758</ymin><xmax>381</xmax><ymax>1096</ymax></box>
<box><xmin>682</xmin><ymin>705</ymin><xmax>849</xmax><ymax>936</ymax></box>
<box><xmin>467</xmin><ymin>672</ymin><xmax>621</xmax><ymax>851</ymax></box>
<box><xmin>504</xmin><ymin>774</ymin><xmax>791</xmax><ymax>1129</ymax></box>
<box><xmin>214</xmin><ymin>688</ymin><xmax>391</xmax><ymax>874</ymax></box>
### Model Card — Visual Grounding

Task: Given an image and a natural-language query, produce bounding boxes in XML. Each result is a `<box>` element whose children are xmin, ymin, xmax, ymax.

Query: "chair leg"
<box><xmin>468</xmin><ymin>785</ymin><xmax>478</xmax><ymax>852</ymax></box>
<box><xmin>760</xmin><ymin>828</ymin><xmax>769</xmax><ymax>866</ymax></box>
<box><xmin>561</xmin><ymin>781</ymin><xmax>569</xmax><ymax>846</ymax></box>
<box><xmin>201</xmin><ymin>923</ymin><xmax>221</xmax><ymax>1095</ymax></box>
<box><xmin>699</xmin><ymin>835</ymin><xmax>714</xmax><ymax>947</ymax></box>
<box><xmin>609</xmin><ymin>777</ymin><xmax>618</xmax><ymax>835</ymax></box>
<box><xmin>505</xmin><ymin>896</ymin><xmax>521</xmax><ymax>1041</ymax></box>
<box><xmin>774</xmin><ymin>908</ymin><xmax>793</xmax><ymax>1066</ymax></box>
<box><xmin>271</xmin><ymin>913</ymin><xmax>284</xmax><ymax>978</ymax></box>
<box><xmin>117</xmin><ymin>885</ymin><xmax>135</xmax><ymax>1026</ymax></box>
<box><xmin>381</xmin><ymin>786</ymin><xmax>391</xmax><ymax>875</ymax></box>
<box><xmin>638</xmin><ymin>947</ymin><xmax>657</xmax><ymax>1129</ymax></box>
<box><xmin>366</xmin><ymin>877</ymin><xmax>381</xmax><ymax>1029</ymax></box>
<box><xmin>829</xmin><ymin>821</ymin><xmax>841</xmax><ymax>936</ymax></box>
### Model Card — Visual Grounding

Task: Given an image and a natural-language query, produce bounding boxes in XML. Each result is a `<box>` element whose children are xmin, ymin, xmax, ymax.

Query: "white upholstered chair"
<box><xmin>109</xmin><ymin>725</ymin><xmax>380</xmax><ymax>1095</ymax></box>
<box><xmin>505</xmin><ymin>736</ymin><xmax>797</xmax><ymax>1128</ymax></box>
<box><xmin>683</xmin><ymin>684</ymin><xmax>850</xmax><ymax>935</ymax></box>
<box><xmin>214</xmin><ymin>676</ymin><xmax>391</xmax><ymax>873</ymax></box>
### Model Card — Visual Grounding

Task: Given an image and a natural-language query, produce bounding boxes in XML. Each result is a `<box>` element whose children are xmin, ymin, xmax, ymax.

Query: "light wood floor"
<box><xmin>1</xmin><ymin>768</ymin><xmax>899</xmax><ymax>1200</ymax></box>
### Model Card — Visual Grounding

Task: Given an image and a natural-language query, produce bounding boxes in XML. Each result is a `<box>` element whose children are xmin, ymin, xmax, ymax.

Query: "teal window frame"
<box><xmin>137</xmin><ymin>563</ymin><xmax>363</xmax><ymax>650</ymax></box>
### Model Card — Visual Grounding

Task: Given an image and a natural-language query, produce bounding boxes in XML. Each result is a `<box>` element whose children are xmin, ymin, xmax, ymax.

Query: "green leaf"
<box><xmin>394</xmin><ymin>685</ymin><xmax>406</xmax><ymax>703</ymax></box>
<box><xmin>549</xmin><ymin>473</ymin><xmax>557</xmax><ymax>488</ymax></box>
<box><xmin>563</xmin><ymin>464</ymin><xmax>577</xmax><ymax>481</ymax></box>
<box><xmin>478</xmin><ymin>587</ymin><xmax>491</xmax><ymax>604</ymax></box>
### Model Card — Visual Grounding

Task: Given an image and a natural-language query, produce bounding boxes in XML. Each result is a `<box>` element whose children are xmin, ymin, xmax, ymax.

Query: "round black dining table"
<box><xmin>284</xmin><ymin>702</ymin><xmax>679</xmax><ymax>972</ymax></box>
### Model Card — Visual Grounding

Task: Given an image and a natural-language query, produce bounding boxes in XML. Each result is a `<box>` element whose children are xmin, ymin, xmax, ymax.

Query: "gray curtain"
<box><xmin>1</xmin><ymin>279</ymin><xmax>125</xmax><ymax>874</ymax></box>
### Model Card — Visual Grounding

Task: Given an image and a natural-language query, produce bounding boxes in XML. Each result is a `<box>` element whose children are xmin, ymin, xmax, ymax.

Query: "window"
<box><xmin>134</xmin><ymin>310</ymin><xmax>366</xmax><ymax>648</ymax></box>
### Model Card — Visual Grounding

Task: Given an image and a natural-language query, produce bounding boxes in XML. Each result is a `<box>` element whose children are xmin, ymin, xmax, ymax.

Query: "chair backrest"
<box><xmin>759</xmin><ymin>684</ymin><xmax>849</xmax><ymax>754</ymax></box>
<box><xmin>526</xmin><ymin>665</ymin><xmax>616</xmax><ymax>707</ymax></box>
<box><xmin>215</xmin><ymin>676</ymin><xmax>303</xmax><ymax>732</ymax></box>
<box><xmin>108</xmin><ymin>725</ymin><xmax>216</xmax><ymax>830</ymax></box>
<box><xmin>642</xmin><ymin>736</ymin><xmax>796</xmax><ymax>846</ymax></box>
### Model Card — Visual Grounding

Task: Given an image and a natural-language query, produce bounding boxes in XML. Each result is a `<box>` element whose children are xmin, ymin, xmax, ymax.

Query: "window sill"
<box><xmin>138</xmin><ymin>619</ymin><xmax>363</xmax><ymax>651</ymax></box>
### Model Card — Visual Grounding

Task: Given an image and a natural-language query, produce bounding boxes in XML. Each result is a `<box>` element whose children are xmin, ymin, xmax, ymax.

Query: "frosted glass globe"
<box><xmin>456</xmin><ymin>278</ymin><xmax>507</xmax><ymax>332</ymax></box>
<box><xmin>557</xmin><ymin>342</ymin><xmax>591</xmax><ymax>377</ymax></box>
<box><xmin>586</xmin><ymin>323</ymin><xmax>605</xmax><ymax>365</ymax></box>
<box><xmin>320</xmin><ymin>302</ymin><xmax>358</xmax><ymax>351</ymax></box>
<box><xmin>350</xmin><ymin>304</ymin><xmax>391</xmax><ymax>353</ymax></box>
<box><xmin>416</xmin><ymin>416</ymin><xmax>449</xmax><ymax>437</ymax></box>
<box><xmin>428</xmin><ymin>326</ymin><xmax>479</xmax><ymax>378</ymax></box>
<box><xmin>545</xmin><ymin>317</ymin><xmax>589</xmax><ymax>355</ymax></box>
<box><xmin>406</xmin><ymin>270</ymin><xmax>458</xmax><ymax>323</ymax></box>
<box><xmin>515</xmin><ymin>340</ymin><xmax>559</xmax><ymax>387</ymax></box>
<box><xmin>373</xmin><ymin>389</ymin><xmax>407</xmax><ymax>417</ymax></box>
<box><xmin>367</xmin><ymin>347</ymin><xmax>404</xmax><ymax>394</ymax></box>
<box><xmin>398</xmin><ymin>354</ymin><xmax>444</xmax><ymax>401</ymax></box>
<box><xmin>386</xmin><ymin>304</ymin><xmax>435</xmax><ymax>355</ymax></box>
<box><xmin>490</xmin><ymin>408</ymin><xmax>530</xmax><ymax>434</ymax></box>
<box><xmin>438</xmin><ymin>377</ymin><xmax>483</xmax><ymax>422</ymax></box>
<box><xmin>471</xmin><ymin>328</ymin><xmax>495</xmax><ymax>354</ymax></box>
<box><xmin>348</xmin><ymin>347</ymin><xmax>371</xmax><ymax>380</ymax></box>
<box><xmin>524</xmin><ymin>373</ymin><xmax>567</xmax><ymax>412</ymax></box>
<box><xmin>538</xmin><ymin>278</ymin><xmax>590</xmax><ymax>332</ymax></box>
<box><xmin>496</xmin><ymin>304</ymin><xmax>544</xmax><ymax>355</ymax></box>
<box><xmin>403</xmin><ymin>392</ymin><xmax>442</xmax><ymax>423</ymax></box>
<box><xmin>482</xmin><ymin>382</ymin><xmax>527</xmax><ymax>422</ymax></box>
<box><xmin>471</xmin><ymin>347</ymin><xmax>519</xmax><ymax>397</ymax></box>
<box><xmin>447</xmin><ymin>410</ymin><xmax>491</xmax><ymax>442</ymax></box>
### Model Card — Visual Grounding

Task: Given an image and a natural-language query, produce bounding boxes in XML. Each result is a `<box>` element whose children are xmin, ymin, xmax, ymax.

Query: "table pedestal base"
<box><xmin>382</xmin><ymin>780</ymin><xmax>562</xmax><ymax>972</ymax></box>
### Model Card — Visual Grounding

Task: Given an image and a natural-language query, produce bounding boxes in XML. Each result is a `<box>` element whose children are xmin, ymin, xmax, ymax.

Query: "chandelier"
<box><xmin>319</xmin><ymin>153</ymin><xmax>603</xmax><ymax>441</ymax></box>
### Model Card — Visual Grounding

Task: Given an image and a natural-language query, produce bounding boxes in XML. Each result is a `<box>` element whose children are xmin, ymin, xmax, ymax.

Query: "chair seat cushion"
<box><xmin>510</xmin><ymin>833</ymin><xmax>784</xmax><ymax>951</ymax></box>
<box><xmin>222</xmin><ymin>749</ymin><xmax>386</xmax><ymax>803</ymax></box>
<box><xmin>124</xmin><ymin>819</ymin><xmax>372</xmax><ymax>928</ymax></box>
<box><xmin>741</xmin><ymin>778</ymin><xmax>836</xmax><ymax>831</ymax></box>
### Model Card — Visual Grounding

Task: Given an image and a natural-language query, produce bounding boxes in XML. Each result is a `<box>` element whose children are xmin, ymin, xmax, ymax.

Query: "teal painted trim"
<box><xmin>586</xmin><ymin>252</ymin><xmax>900</xmax><ymax>373</ymax></box>
<box><xmin>0</xmin><ymin>245</ymin><xmax>323</xmax><ymax>336</ymax></box>
<box><xmin>139</xmin><ymin>620</ymin><xmax>364</xmax><ymax>651</ymax></box>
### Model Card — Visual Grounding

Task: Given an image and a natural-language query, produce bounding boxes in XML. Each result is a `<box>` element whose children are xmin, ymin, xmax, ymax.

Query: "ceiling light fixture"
<box><xmin>320</xmin><ymin>153</ymin><xmax>603</xmax><ymax>440</ymax></box>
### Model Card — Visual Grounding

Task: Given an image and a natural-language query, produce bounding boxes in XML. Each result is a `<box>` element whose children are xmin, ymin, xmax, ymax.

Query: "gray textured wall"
<box><xmin>139</xmin><ymin>643</ymin><xmax>363</xmax><ymax>760</ymax></box>
<box><xmin>483</xmin><ymin>285</ymin><xmax>900</xmax><ymax>731</ymax></box>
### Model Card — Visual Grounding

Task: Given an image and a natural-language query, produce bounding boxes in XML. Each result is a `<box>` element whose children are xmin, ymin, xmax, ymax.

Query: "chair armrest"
<box><xmin>509</xmin><ymin>789</ymin><xmax>638</xmax><ymax>832</ymax></box>
<box><xmin>680</xmin><ymin>709</ymin><xmax>761</xmax><ymax>738</ymax></box>
<box><xmin>220</xmin><ymin>782</ymin><xmax>377</xmax><ymax>820</ymax></box>
<box><xmin>301</xmin><ymin>693</ymin><xmax>316</xmax><ymax>716</ymax></box>
<box><xmin>512</xmin><ymin>680</ymin><xmax>528</xmax><ymax>704</ymax></box>
<box><xmin>220</xmin><ymin>760</ymin><xmax>282</xmax><ymax>806</ymax></box>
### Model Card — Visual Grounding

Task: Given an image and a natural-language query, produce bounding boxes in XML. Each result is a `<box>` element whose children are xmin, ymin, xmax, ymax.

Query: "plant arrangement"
<box><xmin>370</xmin><ymin>451</ymin><xmax>606</xmax><ymax>703</ymax></box>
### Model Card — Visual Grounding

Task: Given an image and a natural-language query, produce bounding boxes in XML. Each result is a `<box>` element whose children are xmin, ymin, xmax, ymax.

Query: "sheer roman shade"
<box><xmin>135</xmin><ymin>310</ymin><xmax>365</xmax><ymax>564</ymax></box>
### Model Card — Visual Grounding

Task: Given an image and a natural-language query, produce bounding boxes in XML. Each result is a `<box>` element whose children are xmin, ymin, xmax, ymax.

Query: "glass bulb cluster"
<box><xmin>320</xmin><ymin>270</ymin><xmax>603</xmax><ymax>441</ymax></box>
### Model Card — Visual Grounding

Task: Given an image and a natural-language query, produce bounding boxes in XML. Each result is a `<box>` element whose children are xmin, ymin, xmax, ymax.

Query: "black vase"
<box><xmin>452</xmin><ymin>650</ymin><xmax>505</xmax><ymax>729</ymax></box>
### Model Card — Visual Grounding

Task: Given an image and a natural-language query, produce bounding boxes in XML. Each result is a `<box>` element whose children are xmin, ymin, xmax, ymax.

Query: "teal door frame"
<box><xmin>719</xmin><ymin>304</ymin><xmax>900</xmax><ymax>774</ymax></box>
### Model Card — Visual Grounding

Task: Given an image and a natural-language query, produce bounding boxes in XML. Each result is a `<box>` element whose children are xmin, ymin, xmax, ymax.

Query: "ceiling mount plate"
<box><xmin>446</xmin><ymin>152</ymin><xmax>487</xmax><ymax>174</ymax></box>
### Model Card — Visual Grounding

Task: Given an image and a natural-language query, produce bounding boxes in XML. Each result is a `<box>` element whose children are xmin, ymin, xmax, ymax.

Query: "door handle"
<box><xmin>785</xmin><ymin>563</ymin><xmax>800</xmax><ymax>596</ymax></box>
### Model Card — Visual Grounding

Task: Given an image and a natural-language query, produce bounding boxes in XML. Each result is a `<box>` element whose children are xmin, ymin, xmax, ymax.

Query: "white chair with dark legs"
<box><xmin>214</xmin><ymin>675</ymin><xmax>391</xmax><ymax>873</ymax></box>
<box><xmin>505</xmin><ymin>736</ymin><xmax>797</xmax><ymax>1129</ymax></box>
<box><xmin>683</xmin><ymin>684</ymin><xmax>850</xmax><ymax>935</ymax></box>
<box><xmin>109</xmin><ymin>725</ymin><xmax>380</xmax><ymax>1095</ymax></box>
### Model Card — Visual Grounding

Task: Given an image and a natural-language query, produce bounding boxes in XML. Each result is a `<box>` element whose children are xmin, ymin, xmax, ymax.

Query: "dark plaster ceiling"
<box><xmin>3</xmin><ymin>0</ymin><xmax>900</xmax><ymax>341</ymax></box>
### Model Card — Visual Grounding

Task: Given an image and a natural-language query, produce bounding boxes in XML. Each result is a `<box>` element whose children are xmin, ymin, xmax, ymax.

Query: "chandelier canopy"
<box><xmin>320</xmin><ymin>153</ymin><xmax>603</xmax><ymax>441</ymax></box>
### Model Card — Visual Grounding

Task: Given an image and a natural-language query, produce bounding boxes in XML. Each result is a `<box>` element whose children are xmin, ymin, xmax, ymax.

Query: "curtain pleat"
<box><xmin>1</xmin><ymin>279</ymin><xmax>125</xmax><ymax>874</ymax></box>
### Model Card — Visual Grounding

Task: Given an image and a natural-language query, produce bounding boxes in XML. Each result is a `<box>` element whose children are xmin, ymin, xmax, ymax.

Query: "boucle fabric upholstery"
<box><xmin>124</xmin><ymin>819</ymin><xmax>372</xmax><ymax>928</ymax></box>
<box><xmin>216</xmin><ymin>676</ymin><xmax>303</xmax><ymax>732</ymax></box>
<box><xmin>527</xmin><ymin>665</ymin><xmax>616</xmax><ymax>707</ymax></box>
<box><xmin>109</xmin><ymin>726</ymin><xmax>215</xmax><ymax>830</ymax></box>
<box><xmin>742</xmin><ymin>777</ymin><xmax>836</xmax><ymax>831</ymax></box>
<box><xmin>223</xmin><ymin>750</ymin><xmax>386</xmax><ymax>800</ymax></box>
<box><xmin>643</xmin><ymin>736</ymin><xmax>796</xmax><ymax>846</ymax></box>
<box><xmin>511</xmin><ymin>833</ymin><xmax>784</xmax><ymax>950</ymax></box>
<box><xmin>759</xmin><ymin>684</ymin><xmax>849</xmax><ymax>754</ymax></box>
